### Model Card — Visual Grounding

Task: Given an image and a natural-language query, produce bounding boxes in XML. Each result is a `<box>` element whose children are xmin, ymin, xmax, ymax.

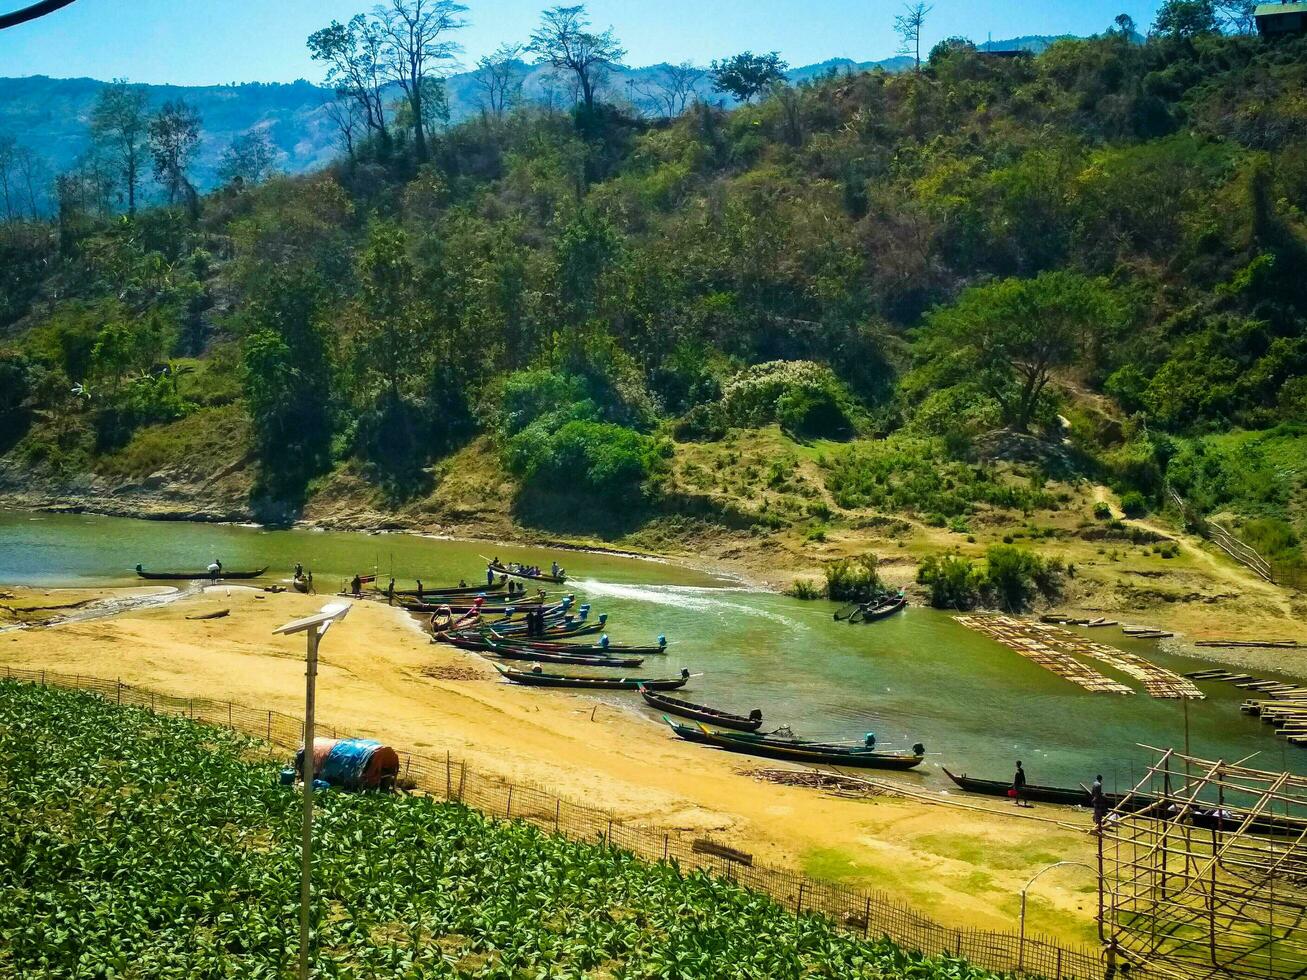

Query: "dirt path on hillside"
<box><xmin>0</xmin><ymin>585</ymin><xmax>1105</xmax><ymax>947</ymax></box>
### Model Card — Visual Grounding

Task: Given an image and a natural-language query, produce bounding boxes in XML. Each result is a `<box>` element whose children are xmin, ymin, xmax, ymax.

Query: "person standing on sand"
<box><xmin>350</xmin><ymin>574</ymin><xmax>361</xmax><ymax>596</ymax></box>
<box><xmin>1012</xmin><ymin>761</ymin><xmax>1027</xmax><ymax>806</ymax></box>
<box><xmin>386</xmin><ymin>578</ymin><xmax>395</xmax><ymax>605</ymax></box>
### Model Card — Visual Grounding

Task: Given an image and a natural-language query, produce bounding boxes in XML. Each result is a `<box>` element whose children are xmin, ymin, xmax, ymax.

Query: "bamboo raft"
<box><xmin>1185</xmin><ymin>669</ymin><xmax>1307</xmax><ymax>746</ymax></box>
<box><xmin>1193</xmin><ymin>639</ymin><xmax>1301</xmax><ymax>649</ymax></box>
<box><xmin>957</xmin><ymin>616</ymin><xmax>1203</xmax><ymax>698</ymax></box>
<box><xmin>956</xmin><ymin>616</ymin><xmax>1133</xmax><ymax>695</ymax></box>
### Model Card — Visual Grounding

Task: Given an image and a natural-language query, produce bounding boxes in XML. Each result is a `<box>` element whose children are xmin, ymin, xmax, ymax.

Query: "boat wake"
<box><xmin>574</xmin><ymin>579</ymin><xmax>807</xmax><ymax>630</ymax></box>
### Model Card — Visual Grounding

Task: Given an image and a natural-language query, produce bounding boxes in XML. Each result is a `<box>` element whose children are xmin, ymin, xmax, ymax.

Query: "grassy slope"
<box><xmin>0</xmin><ymin>680</ymin><xmax>998</xmax><ymax>979</ymax></box>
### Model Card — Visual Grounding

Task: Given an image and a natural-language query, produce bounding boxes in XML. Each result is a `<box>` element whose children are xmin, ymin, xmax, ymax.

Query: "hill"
<box><xmin>0</xmin><ymin>33</ymin><xmax>1072</xmax><ymax>204</ymax></box>
<box><xmin>0</xmin><ymin>28</ymin><xmax>1305</xmax><ymax>619</ymax></box>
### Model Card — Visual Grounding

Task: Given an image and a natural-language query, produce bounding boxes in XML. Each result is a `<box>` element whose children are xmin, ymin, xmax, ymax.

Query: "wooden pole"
<box><xmin>298</xmin><ymin>626</ymin><xmax>321</xmax><ymax>980</ymax></box>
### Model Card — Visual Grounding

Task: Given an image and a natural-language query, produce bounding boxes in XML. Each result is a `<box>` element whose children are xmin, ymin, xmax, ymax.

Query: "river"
<box><xmin>2</xmin><ymin>507</ymin><xmax>1301</xmax><ymax>792</ymax></box>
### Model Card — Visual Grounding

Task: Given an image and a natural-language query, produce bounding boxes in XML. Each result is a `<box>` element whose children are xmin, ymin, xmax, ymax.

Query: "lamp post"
<box><xmin>1018</xmin><ymin>860</ymin><xmax>1099</xmax><ymax>971</ymax></box>
<box><xmin>273</xmin><ymin>601</ymin><xmax>352</xmax><ymax>980</ymax></box>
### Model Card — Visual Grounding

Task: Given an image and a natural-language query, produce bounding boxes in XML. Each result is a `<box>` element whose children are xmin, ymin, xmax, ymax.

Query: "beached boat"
<box><xmin>292</xmin><ymin>575</ymin><xmax>311</xmax><ymax>594</ymax></box>
<box><xmin>858</xmin><ymin>594</ymin><xmax>906</xmax><ymax>622</ymax></box>
<box><xmin>136</xmin><ymin>564</ymin><xmax>268</xmax><ymax>580</ymax></box>
<box><xmin>667</xmin><ymin>720</ymin><xmax>926</xmax><ymax>770</ymax></box>
<box><xmin>381</xmin><ymin>577</ymin><xmax>510</xmax><ymax>597</ymax></box>
<box><xmin>639</xmin><ymin>686</ymin><xmax>762</xmax><ymax>732</ymax></box>
<box><xmin>488</xmin><ymin>643</ymin><xmax>644</xmax><ymax>668</ymax></box>
<box><xmin>452</xmin><ymin>631</ymin><xmax>667</xmax><ymax>656</ymax></box>
<box><xmin>942</xmin><ymin>768</ymin><xmax>1101</xmax><ymax>806</ymax></box>
<box><xmin>488</xmin><ymin>561</ymin><xmax>567</xmax><ymax>584</ymax></box>
<box><xmin>399</xmin><ymin>595</ymin><xmax>546</xmax><ymax>614</ymax></box>
<box><xmin>495</xmin><ymin>664</ymin><xmax>690</xmax><ymax>690</ymax></box>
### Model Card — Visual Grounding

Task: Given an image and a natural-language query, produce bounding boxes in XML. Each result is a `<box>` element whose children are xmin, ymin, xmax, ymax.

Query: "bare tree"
<box><xmin>894</xmin><ymin>3</ymin><xmax>932</xmax><ymax>70</ymax></box>
<box><xmin>527</xmin><ymin>5</ymin><xmax>625</xmax><ymax>110</ymax></box>
<box><xmin>89</xmin><ymin>79</ymin><xmax>150</xmax><ymax>215</ymax></box>
<box><xmin>373</xmin><ymin>0</ymin><xmax>467</xmax><ymax>163</ymax></box>
<box><xmin>148</xmin><ymin>100</ymin><xmax>201</xmax><ymax>216</ymax></box>
<box><xmin>324</xmin><ymin>96</ymin><xmax>364</xmax><ymax>158</ymax></box>
<box><xmin>219</xmin><ymin>130</ymin><xmax>279</xmax><ymax>186</ymax></box>
<box><xmin>0</xmin><ymin>136</ymin><xmax>16</xmax><ymax>222</ymax></box>
<box><xmin>636</xmin><ymin>61</ymin><xmax>706</xmax><ymax>118</ymax></box>
<box><xmin>473</xmin><ymin>43</ymin><xmax>526</xmax><ymax>120</ymax></box>
<box><xmin>1215</xmin><ymin>0</ymin><xmax>1257</xmax><ymax>34</ymax></box>
<box><xmin>14</xmin><ymin>145</ymin><xmax>47</xmax><ymax>217</ymax></box>
<box><xmin>308</xmin><ymin>15</ymin><xmax>390</xmax><ymax>142</ymax></box>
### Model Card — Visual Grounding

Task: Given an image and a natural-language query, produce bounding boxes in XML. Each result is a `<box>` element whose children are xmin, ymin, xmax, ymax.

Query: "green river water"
<box><xmin>2</xmin><ymin>508</ymin><xmax>1301</xmax><ymax>792</ymax></box>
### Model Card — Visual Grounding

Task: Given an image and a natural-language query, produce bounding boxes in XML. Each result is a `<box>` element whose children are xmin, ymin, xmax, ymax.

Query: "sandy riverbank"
<box><xmin>0</xmin><ymin>583</ymin><xmax>1108</xmax><ymax>947</ymax></box>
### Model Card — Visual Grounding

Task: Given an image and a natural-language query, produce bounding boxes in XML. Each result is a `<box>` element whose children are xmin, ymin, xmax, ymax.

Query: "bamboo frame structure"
<box><xmin>1101</xmin><ymin>748</ymin><xmax>1307</xmax><ymax>978</ymax></box>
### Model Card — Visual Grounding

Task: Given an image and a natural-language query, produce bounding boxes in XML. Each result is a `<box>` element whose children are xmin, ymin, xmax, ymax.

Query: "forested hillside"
<box><xmin>1</xmin><ymin>9</ymin><xmax>1305</xmax><ymax>590</ymax></box>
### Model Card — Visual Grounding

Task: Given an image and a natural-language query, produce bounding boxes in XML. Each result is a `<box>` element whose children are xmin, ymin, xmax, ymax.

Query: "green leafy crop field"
<box><xmin>0</xmin><ymin>681</ymin><xmax>1001</xmax><ymax>978</ymax></box>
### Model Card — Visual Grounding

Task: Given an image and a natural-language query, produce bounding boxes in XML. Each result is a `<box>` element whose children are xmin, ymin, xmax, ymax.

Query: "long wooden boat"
<box><xmin>460</xmin><ymin>633</ymin><xmax>667</xmax><ymax>656</ymax></box>
<box><xmin>495</xmin><ymin>664</ymin><xmax>690</xmax><ymax>690</ymax></box>
<box><xmin>399</xmin><ymin>595</ymin><xmax>546</xmax><ymax>614</ymax></box>
<box><xmin>943</xmin><ymin>768</ymin><xmax>1100</xmax><ymax>807</ymax></box>
<box><xmin>639</xmin><ymin>686</ymin><xmax>762</xmax><ymax>732</ymax></box>
<box><xmin>858</xmin><ymin>594</ymin><xmax>906</xmax><ymax>622</ymax></box>
<box><xmin>489</xmin><ymin>643</ymin><xmax>644</xmax><ymax>668</ymax></box>
<box><xmin>488</xmin><ymin>561</ymin><xmax>567</xmax><ymax>584</ymax></box>
<box><xmin>666</xmin><ymin>720</ymin><xmax>926</xmax><ymax>770</ymax></box>
<box><xmin>292</xmin><ymin>575</ymin><xmax>311</xmax><ymax>594</ymax></box>
<box><xmin>136</xmin><ymin>564</ymin><xmax>268</xmax><ymax>580</ymax></box>
<box><xmin>381</xmin><ymin>577</ymin><xmax>510</xmax><ymax>597</ymax></box>
<box><xmin>939</xmin><ymin>768</ymin><xmax>1305</xmax><ymax>836</ymax></box>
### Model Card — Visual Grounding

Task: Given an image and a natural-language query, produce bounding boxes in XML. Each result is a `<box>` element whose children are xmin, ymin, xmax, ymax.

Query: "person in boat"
<box><xmin>863</xmin><ymin>732</ymin><xmax>876</xmax><ymax>748</ymax></box>
<box><xmin>657</xmin><ymin>634</ymin><xmax>667</xmax><ymax>649</ymax></box>
<box><xmin>1012</xmin><ymin>761</ymin><xmax>1028</xmax><ymax>807</ymax></box>
<box><xmin>486</xmin><ymin>565</ymin><xmax>496</xmax><ymax>586</ymax></box>
<box><xmin>350</xmin><ymin>574</ymin><xmax>361</xmax><ymax>596</ymax></box>
<box><xmin>599</xmin><ymin>633</ymin><xmax>609</xmax><ymax>649</ymax></box>
<box><xmin>458</xmin><ymin>579</ymin><xmax>467</xmax><ymax>588</ymax></box>
<box><xmin>1091</xmin><ymin>774</ymin><xmax>1107</xmax><ymax>827</ymax></box>
<box><xmin>551</xmin><ymin>561</ymin><xmax>560</xmax><ymax>578</ymax></box>
<box><xmin>294</xmin><ymin>562</ymin><xmax>304</xmax><ymax>579</ymax></box>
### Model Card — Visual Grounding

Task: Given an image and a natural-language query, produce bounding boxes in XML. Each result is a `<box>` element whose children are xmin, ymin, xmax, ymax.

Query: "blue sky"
<box><xmin>0</xmin><ymin>0</ymin><xmax>1165</xmax><ymax>86</ymax></box>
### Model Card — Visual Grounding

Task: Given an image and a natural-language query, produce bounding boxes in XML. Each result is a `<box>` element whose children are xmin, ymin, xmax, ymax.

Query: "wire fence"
<box><xmin>1</xmin><ymin>664</ymin><xmax>1168</xmax><ymax>980</ymax></box>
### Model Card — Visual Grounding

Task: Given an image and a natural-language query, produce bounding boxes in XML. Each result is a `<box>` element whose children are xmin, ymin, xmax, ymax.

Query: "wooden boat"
<box><xmin>639</xmin><ymin>686</ymin><xmax>762</xmax><ymax>732</ymax></box>
<box><xmin>943</xmin><ymin>768</ymin><xmax>1100</xmax><ymax>807</ymax></box>
<box><xmin>399</xmin><ymin>595</ymin><xmax>546</xmax><ymax>614</ymax></box>
<box><xmin>495</xmin><ymin>664</ymin><xmax>690</xmax><ymax>690</ymax></box>
<box><xmin>667</xmin><ymin>720</ymin><xmax>925</xmax><ymax>770</ymax></box>
<box><xmin>136</xmin><ymin>564</ymin><xmax>268</xmax><ymax>580</ymax></box>
<box><xmin>857</xmin><ymin>594</ymin><xmax>906</xmax><ymax>622</ymax></box>
<box><xmin>292</xmin><ymin>575</ymin><xmax>310</xmax><ymax>594</ymax></box>
<box><xmin>381</xmin><ymin>577</ymin><xmax>510</xmax><ymax>597</ymax></box>
<box><xmin>940</xmin><ymin>768</ymin><xmax>1305</xmax><ymax>836</ymax></box>
<box><xmin>467</xmin><ymin>633</ymin><xmax>667</xmax><ymax>656</ymax></box>
<box><xmin>488</xmin><ymin>643</ymin><xmax>644</xmax><ymax>668</ymax></box>
<box><xmin>488</xmin><ymin>561</ymin><xmax>567</xmax><ymax>584</ymax></box>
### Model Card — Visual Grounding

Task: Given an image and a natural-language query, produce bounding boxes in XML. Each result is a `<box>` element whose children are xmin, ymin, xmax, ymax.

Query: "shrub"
<box><xmin>917</xmin><ymin>554</ymin><xmax>984</xmax><ymax>609</ymax></box>
<box><xmin>494</xmin><ymin>369</ymin><xmax>591</xmax><ymax>437</ymax></box>
<box><xmin>1093</xmin><ymin>501</ymin><xmax>1112</xmax><ymax>520</ymax></box>
<box><xmin>1120</xmin><ymin>491</ymin><xmax>1149</xmax><ymax>517</ymax></box>
<box><xmin>788</xmin><ymin>578</ymin><xmax>822</xmax><ymax>599</ymax></box>
<box><xmin>825</xmin><ymin>553</ymin><xmax>881</xmax><ymax>600</ymax></box>
<box><xmin>983</xmin><ymin>545</ymin><xmax>1064</xmax><ymax>612</ymax></box>
<box><xmin>719</xmin><ymin>360</ymin><xmax>861</xmax><ymax>439</ymax></box>
<box><xmin>507</xmin><ymin>419</ymin><xmax>658</xmax><ymax>498</ymax></box>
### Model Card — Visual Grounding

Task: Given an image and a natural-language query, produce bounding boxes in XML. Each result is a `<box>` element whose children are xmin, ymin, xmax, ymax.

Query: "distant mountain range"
<box><xmin>0</xmin><ymin>35</ymin><xmax>1072</xmax><ymax>205</ymax></box>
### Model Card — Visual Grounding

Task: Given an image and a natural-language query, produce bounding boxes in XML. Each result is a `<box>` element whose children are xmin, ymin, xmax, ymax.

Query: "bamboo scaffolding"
<box><xmin>1102</xmin><ymin>749</ymin><xmax>1307</xmax><ymax>979</ymax></box>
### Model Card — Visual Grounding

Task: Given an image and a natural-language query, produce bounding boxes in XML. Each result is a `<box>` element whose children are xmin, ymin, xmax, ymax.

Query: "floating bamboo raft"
<box><xmin>957</xmin><ymin>616</ymin><xmax>1203</xmax><ymax>698</ymax></box>
<box><xmin>957</xmin><ymin>616</ymin><xmax>1133</xmax><ymax>695</ymax></box>
<box><xmin>1186</xmin><ymin>669</ymin><xmax>1307</xmax><ymax>746</ymax></box>
<box><xmin>1193</xmin><ymin>639</ymin><xmax>1301</xmax><ymax>649</ymax></box>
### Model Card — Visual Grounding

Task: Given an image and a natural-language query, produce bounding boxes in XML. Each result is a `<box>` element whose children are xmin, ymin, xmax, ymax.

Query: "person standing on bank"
<box><xmin>1012</xmin><ymin>761</ymin><xmax>1028</xmax><ymax>806</ymax></box>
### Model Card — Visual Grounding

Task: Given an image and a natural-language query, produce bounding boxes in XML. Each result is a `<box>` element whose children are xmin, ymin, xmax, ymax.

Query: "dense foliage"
<box><xmin>0</xmin><ymin>680</ymin><xmax>1001</xmax><ymax>978</ymax></box>
<box><xmin>917</xmin><ymin>546</ymin><xmax>1065</xmax><ymax>611</ymax></box>
<box><xmin>0</xmin><ymin>13</ymin><xmax>1305</xmax><ymax>553</ymax></box>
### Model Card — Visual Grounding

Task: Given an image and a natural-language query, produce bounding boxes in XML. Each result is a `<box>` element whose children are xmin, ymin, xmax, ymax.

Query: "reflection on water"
<box><xmin>1</xmin><ymin>508</ymin><xmax>1303</xmax><ymax>791</ymax></box>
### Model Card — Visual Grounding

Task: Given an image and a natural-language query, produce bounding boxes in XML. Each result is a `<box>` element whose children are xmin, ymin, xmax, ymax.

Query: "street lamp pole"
<box><xmin>1018</xmin><ymin>861</ymin><xmax>1099</xmax><ymax>971</ymax></box>
<box><xmin>274</xmin><ymin>601</ymin><xmax>352</xmax><ymax>980</ymax></box>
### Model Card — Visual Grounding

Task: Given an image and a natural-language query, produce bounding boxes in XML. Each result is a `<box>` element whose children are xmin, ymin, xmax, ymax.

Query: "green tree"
<box><xmin>88</xmin><ymin>79</ymin><xmax>149</xmax><ymax>215</ymax></box>
<box><xmin>894</xmin><ymin>3</ymin><xmax>933</xmax><ymax>70</ymax></box>
<box><xmin>1152</xmin><ymin>0</ymin><xmax>1219</xmax><ymax>38</ymax></box>
<box><xmin>307</xmin><ymin>15</ymin><xmax>390</xmax><ymax>142</ymax></box>
<box><xmin>919</xmin><ymin>272</ymin><xmax>1119</xmax><ymax>432</ymax></box>
<box><xmin>709</xmin><ymin>51</ymin><xmax>788</xmax><ymax>104</ymax></box>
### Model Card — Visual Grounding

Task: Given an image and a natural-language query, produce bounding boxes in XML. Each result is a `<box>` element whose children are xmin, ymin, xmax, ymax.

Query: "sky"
<box><xmin>0</xmin><ymin>0</ymin><xmax>1167</xmax><ymax>87</ymax></box>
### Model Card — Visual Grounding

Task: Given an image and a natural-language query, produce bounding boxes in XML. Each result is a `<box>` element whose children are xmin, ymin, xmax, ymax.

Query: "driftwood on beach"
<box><xmin>185</xmin><ymin>608</ymin><xmax>230</xmax><ymax>621</ymax></box>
